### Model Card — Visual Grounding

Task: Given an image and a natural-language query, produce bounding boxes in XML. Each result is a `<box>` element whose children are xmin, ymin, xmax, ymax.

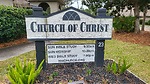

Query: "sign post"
<box><xmin>95</xmin><ymin>8</ymin><xmax>107</xmax><ymax>67</ymax></box>
<box><xmin>32</xmin><ymin>7</ymin><xmax>46</xmax><ymax>69</ymax></box>
<box><xmin>95</xmin><ymin>40</ymin><xmax>105</xmax><ymax>67</ymax></box>
<box><xmin>26</xmin><ymin>7</ymin><xmax>112</xmax><ymax>69</ymax></box>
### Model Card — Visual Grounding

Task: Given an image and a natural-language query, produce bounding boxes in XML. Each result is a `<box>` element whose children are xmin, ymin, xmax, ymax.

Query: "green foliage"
<box><xmin>49</xmin><ymin>71</ymin><xmax>59</xmax><ymax>81</ymax></box>
<box><xmin>113</xmin><ymin>16</ymin><xmax>135</xmax><ymax>33</ymax></box>
<box><xmin>46</xmin><ymin>7</ymin><xmax>51</xmax><ymax>14</ymax></box>
<box><xmin>86</xmin><ymin>69</ymin><xmax>92</xmax><ymax>76</ymax></box>
<box><xmin>145</xmin><ymin>20</ymin><xmax>150</xmax><ymax>25</ymax></box>
<box><xmin>106</xmin><ymin>58</ymin><xmax>132</xmax><ymax>75</ymax></box>
<box><xmin>0</xmin><ymin>6</ymin><xmax>32</xmax><ymax>43</ymax></box>
<box><xmin>51</xmin><ymin>71</ymin><xmax>59</xmax><ymax>77</ymax></box>
<box><xmin>82</xmin><ymin>0</ymin><xmax>128</xmax><ymax>16</ymax></box>
<box><xmin>118</xmin><ymin>58</ymin><xmax>132</xmax><ymax>74</ymax></box>
<box><xmin>7</xmin><ymin>58</ymin><xmax>44</xmax><ymax>84</ymax></box>
<box><xmin>82</xmin><ymin>8</ymin><xmax>95</xmax><ymax>16</ymax></box>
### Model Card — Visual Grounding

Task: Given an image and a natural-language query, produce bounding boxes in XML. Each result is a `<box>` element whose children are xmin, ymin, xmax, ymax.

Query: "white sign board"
<box><xmin>25</xmin><ymin>7</ymin><xmax>113</xmax><ymax>40</ymax></box>
<box><xmin>47</xmin><ymin>44</ymin><xmax>95</xmax><ymax>63</ymax></box>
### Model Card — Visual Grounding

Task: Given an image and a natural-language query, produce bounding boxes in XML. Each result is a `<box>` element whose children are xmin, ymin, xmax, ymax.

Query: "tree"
<box><xmin>64</xmin><ymin>0</ymin><xmax>74</xmax><ymax>7</ymax></box>
<box><xmin>127</xmin><ymin>0</ymin><xmax>140</xmax><ymax>33</ymax></box>
<box><xmin>82</xmin><ymin>0</ymin><xmax>106</xmax><ymax>15</ymax></box>
<box><xmin>127</xmin><ymin>0</ymin><xmax>150</xmax><ymax>33</ymax></box>
<box><xmin>82</xmin><ymin>0</ymin><xmax>127</xmax><ymax>16</ymax></box>
<box><xmin>82</xmin><ymin>0</ymin><xmax>150</xmax><ymax>33</ymax></box>
<box><xmin>64</xmin><ymin>0</ymin><xmax>80</xmax><ymax>8</ymax></box>
<box><xmin>140</xmin><ymin>0</ymin><xmax>150</xmax><ymax>31</ymax></box>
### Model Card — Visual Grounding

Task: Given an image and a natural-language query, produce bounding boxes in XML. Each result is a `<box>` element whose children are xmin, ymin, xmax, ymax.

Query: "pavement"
<box><xmin>0</xmin><ymin>27</ymin><xmax>149</xmax><ymax>61</ymax></box>
<box><xmin>0</xmin><ymin>42</ymin><xmax>35</xmax><ymax>61</ymax></box>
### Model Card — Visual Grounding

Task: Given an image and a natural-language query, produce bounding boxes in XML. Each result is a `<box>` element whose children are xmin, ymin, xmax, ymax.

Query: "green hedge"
<box><xmin>0</xmin><ymin>6</ymin><xmax>32</xmax><ymax>43</ymax></box>
<box><xmin>113</xmin><ymin>16</ymin><xmax>135</xmax><ymax>33</ymax></box>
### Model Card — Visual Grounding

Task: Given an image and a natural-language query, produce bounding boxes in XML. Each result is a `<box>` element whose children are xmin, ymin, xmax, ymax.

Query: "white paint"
<box><xmin>47</xmin><ymin>44</ymin><xmax>95</xmax><ymax>63</ymax></box>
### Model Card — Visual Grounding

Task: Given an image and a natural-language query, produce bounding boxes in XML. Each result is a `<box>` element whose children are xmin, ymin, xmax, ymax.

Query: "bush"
<box><xmin>113</xmin><ymin>16</ymin><xmax>135</xmax><ymax>33</ymax></box>
<box><xmin>7</xmin><ymin>58</ymin><xmax>44</xmax><ymax>84</ymax></box>
<box><xmin>0</xmin><ymin>6</ymin><xmax>32</xmax><ymax>43</ymax></box>
<box><xmin>145</xmin><ymin>20</ymin><xmax>150</xmax><ymax>25</ymax></box>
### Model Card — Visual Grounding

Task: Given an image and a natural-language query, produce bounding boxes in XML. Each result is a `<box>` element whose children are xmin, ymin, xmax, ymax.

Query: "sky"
<box><xmin>71</xmin><ymin>0</ymin><xmax>88</xmax><ymax>9</ymax></box>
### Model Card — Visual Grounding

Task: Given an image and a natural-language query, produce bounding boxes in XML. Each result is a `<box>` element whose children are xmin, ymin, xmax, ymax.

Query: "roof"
<box><xmin>28</xmin><ymin>0</ymin><xmax>65</xmax><ymax>5</ymax></box>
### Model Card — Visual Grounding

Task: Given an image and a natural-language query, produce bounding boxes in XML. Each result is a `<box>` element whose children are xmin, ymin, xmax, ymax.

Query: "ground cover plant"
<box><xmin>7</xmin><ymin>59</ymin><xmax>44</xmax><ymax>84</ymax></box>
<box><xmin>106</xmin><ymin>58</ymin><xmax>132</xmax><ymax>75</ymax></box>
<box><xmin>0</xmin><ymin>51</ymin><xmax>36</xmax><ymax>83</ymax></box>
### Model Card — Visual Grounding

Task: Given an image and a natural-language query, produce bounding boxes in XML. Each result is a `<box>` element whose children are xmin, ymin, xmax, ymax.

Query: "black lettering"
<box><xmin>30</xmin><ymin>22</ymin><xmax>37</xmax><ymax>32</ymax></box>
<box><xmin>48</xmin><ymin>24</ymin><xmax>54</xmax><ymax>32</ymax></box>
<box><xmin>55</xmin><ymin>24</ymin><xmax>59</xmax><ymax>32</ymax></box>
<box><xmin>92</xmin><ymin>24</ymin><xmax>96</xmax><ymax>32</ymax></box>
<box><xmin>105</xmin><ymin>24</ymin><xmax>109</xmax><ymax>32</ymax></box>
<box><xmin>86</xmin><ymin>24</ymin><xmax>91</xmax><ymax>32</ymax></box>
<box><xmin>60</xmin><ymin>24</ymin><xmax>65</xmax><ymax>32</ymax></box>
<box><xmin>80</xmin><ymin>22</ymin><xmax>86</xmax><ymax>32</ymax></box>
<box><xmin>68</xmin><ymin>24</ymin><xmax>74</xmax><ymax>32</ymax></box>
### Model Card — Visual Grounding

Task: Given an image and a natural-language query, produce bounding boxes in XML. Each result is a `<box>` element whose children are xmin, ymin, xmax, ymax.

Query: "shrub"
<box><xmin>113</xmin><ymin>16</ymin><xmax>135</xmax><ymax>33</ymax></box>
<box><xmin>145</xmin><ymin>20</ymin><xmax>150</xmax><ymax>25</ymax></box>
<box><xmin>7</xmin><ymin>58</ymin><xmax>44</xmax><ymax>84</ymax></box>
<box><xmin>0</xmin><ymin>6</ymin><xmax>32</xmax><ymax>43</ymax></box>
<box><xmin>106</xmin><ymin>58</ymin><xmax>132</xmax><ymax>75</ymax></box>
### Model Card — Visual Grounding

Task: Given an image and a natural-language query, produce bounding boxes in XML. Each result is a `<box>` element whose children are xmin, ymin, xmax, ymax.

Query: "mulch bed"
<box><xmin>113</xmin><ymin>31</ymin><xmax>150</xmax><ymax>46</ymax></box>
<box><xmin>36</xmin><ymin>60</ymin><xmax>145</xmax><ymax>84</ymax></box>
<box><xmin>0</xmin><ymin>37</ymin><xmax>28</xmax><ymax>49</ymax></box>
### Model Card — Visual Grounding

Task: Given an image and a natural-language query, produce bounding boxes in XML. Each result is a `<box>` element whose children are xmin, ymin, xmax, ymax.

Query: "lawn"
<box><xmin>0</xmin><ymin>39</ymin><xmax>150</xmax><ymax>83</ymax></box>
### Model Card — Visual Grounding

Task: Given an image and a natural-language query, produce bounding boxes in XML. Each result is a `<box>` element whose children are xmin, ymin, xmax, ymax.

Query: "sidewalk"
<box><xmin>0</xmin><ymin>42</ymin><xmax>35</xmax><ymax>61</ymax></box>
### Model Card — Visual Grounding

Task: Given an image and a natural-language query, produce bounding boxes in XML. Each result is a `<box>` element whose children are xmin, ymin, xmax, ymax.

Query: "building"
<box><xmin>0</xmin><ymin>0</ymin><xmax>13</xmax><ymax>6</ymax></box>
<box><xmin>13</xmin><ymin>0</ymin><xmax>29</xmax><ymax>8</ymax></box>
<box><xmin>28</xmin><ymin>0</ymin><xmax>64</xmax><ymax>13</ymax></box>
<box><xmin>0</xmin><ymin>0</ymin><xmax>64</xmax><ymax>13</ymax></box>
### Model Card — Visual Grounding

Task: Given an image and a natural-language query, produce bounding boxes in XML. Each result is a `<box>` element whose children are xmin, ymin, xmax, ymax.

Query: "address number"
<box><xmin>98</xmin><ymin>42</ymin><xmax>104</xmax><ymax>47</ymax></box>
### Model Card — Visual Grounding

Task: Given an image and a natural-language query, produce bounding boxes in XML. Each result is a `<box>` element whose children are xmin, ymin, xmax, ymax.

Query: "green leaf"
<box><xmin>111</xmin><ymin>62</ymin><xmax>118</xmax><ymax>74</ymax></box>
<box><xmin>7</xmin><ymin>58</ymin><xmax>43</xmax><ymax>84</ymax></box>
<box><xmin>7</xmin><ymin>74</ymin><xmax>16</xmax><ymax>84</ymax></box>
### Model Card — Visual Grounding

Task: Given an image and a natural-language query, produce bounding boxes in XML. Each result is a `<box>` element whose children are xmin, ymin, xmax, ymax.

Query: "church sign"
<box><xmin>25</xmin><ymin>7</ymin><xmax>113</xmax><ymax>69</ymax></box>
<box><xmin>26</xmin><ymin>7</ymin><xmax>112</xmax><ymax>40</ymax></box>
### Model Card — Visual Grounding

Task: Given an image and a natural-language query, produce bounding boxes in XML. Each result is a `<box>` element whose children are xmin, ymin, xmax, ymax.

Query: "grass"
<box><xmin>0</xmin><ymin>40</ymin><xmax>150</xmax><ymax>83</ymax></box>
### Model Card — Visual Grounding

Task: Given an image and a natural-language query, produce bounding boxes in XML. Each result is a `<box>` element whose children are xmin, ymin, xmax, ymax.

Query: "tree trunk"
<box><xmin>141</xmin><ymin>6</ymin><xmax>147</xmax><ymax>31</ymax></box>
<box><xmin>134</xmin><ymin>2</ymin><xmax>140</xmax><ymax>33</ymax></box>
